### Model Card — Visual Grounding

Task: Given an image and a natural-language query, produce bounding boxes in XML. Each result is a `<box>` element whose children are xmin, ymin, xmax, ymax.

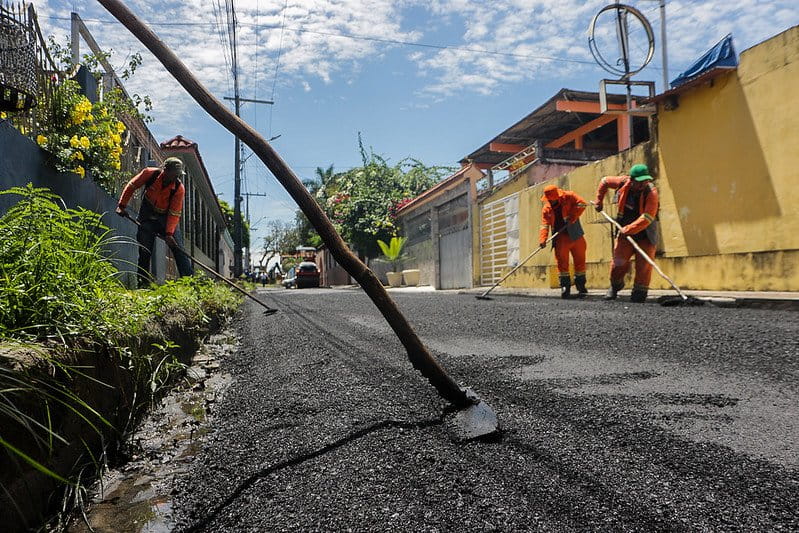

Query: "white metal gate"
<box><xmin>437</xmin><ymin>194</ymin><xmax>471</xmax><ymax>289</ymax></box>
<box><xmin>479</xmin><ymin>192</ymin><xmax>519</xmax><ymax>285</ymax></box>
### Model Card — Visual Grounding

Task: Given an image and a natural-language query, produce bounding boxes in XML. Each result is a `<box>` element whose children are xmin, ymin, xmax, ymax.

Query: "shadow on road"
<box><xmin>181</xmin><ymin>418</ymin><xmax>442</xmax><ymax>532</ymax></box>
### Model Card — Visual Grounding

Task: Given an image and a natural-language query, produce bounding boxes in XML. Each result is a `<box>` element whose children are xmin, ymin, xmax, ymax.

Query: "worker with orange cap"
<box><xmin>539</xmin><ymin>184</ymin><xmax>589</xmax><ymax>299</ymax></box>
<box><xmin>594</xmin><ymin>163</ymin><xmax>659</xmax><ymax>303</ymax></box>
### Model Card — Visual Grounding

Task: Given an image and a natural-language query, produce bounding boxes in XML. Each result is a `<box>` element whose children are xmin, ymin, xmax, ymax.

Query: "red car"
<box><xmin>295</xmin><ymin>261</ymin><xmax>320</xmax><ymax>288</ymax></box>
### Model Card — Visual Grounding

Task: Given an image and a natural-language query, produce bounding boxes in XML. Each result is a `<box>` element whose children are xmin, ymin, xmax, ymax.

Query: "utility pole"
<box><xmin>658</xmin><ymin>0</ymin><xmax>669</xmax><ymax>90</ymax></box>
<box><xmin>241</xmin><ymin>191</ymin><xmax>269</xmax><ymax>269</ymax></box>
<box><xmin>224</xmin><ymin>0</ymin><xmax>273</xmax><ymax>277</ymax></box>
<box><xmin>241</xmin><ymin>191</ymin><xmax>269</xmax><ymax>224</ymax></box>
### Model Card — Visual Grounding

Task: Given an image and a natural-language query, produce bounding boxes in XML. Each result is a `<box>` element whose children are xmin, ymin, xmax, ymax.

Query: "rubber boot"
<box><xmin>630</xmin><ymin>288</ymin><xmax>648</xmax><ymax>303</ymax></box>
<box><xmin>559</xmin><ymin>275</ymin><xmax>571</xmax><ymax>299</ymax></box>
<box><xmin>574</xmin><ymin>274</ymin><xmax>588</xmax><ymax>297</ymax></box>
<box><xmin>603</xmin><ymin>280</ymin><xmax>624</xmax><ymax>300</ymax></box>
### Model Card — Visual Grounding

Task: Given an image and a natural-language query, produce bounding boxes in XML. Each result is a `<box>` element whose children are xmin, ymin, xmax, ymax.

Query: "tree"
<box><xmin>310</xmin><ymin>134</ymin><xmax>453</xmax><ymax>258</ymax></box>
<box><xmin>217</xmin><ymin>198</ymin><xmax>250</xmax><ymax>249</ymax></box>
<box><xmin>293</xmin><ymin>165</ymin><xmax>334</xmax><ymax>249</ymax></box>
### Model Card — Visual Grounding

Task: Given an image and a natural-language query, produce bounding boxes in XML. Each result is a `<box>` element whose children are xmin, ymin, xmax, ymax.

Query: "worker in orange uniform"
<box><xmin>115</xmin><ymin>157</ymin><xmax>193</xmax><ymax>287</ymax></box>
<box><xmin>539</xmin><ymin>184</ymin><xmax>589</xmax><ymax>299</ymax></box>
<box><xmin>594</xmin><ymin>163</ymin><xmax>659</xmax><ymax>303</ymax></box>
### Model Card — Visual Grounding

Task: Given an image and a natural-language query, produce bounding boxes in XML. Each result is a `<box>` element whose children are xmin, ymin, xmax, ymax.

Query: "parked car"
<box><xmin>296</xmin><ymin>261</ymin><xmax>320</xmax><ymax>288</ymax></box>
<box><xmin>281</xmin><ymin>267</ymin><xmax>296</xmax><ymax>289</ymax></box>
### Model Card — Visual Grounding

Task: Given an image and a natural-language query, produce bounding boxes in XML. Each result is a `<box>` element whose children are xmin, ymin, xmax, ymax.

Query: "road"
<box><xmin>171</xmin><ymin>287</ymin><xmax>799</xmax><ymax>531</ymax></box>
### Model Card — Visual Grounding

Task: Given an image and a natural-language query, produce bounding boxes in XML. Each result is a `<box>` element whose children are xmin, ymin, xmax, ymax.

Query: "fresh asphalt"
<box><xmin>171</xmin><ymin>286</ymin><xmax>799</xmax><ymax>531</ymax></box>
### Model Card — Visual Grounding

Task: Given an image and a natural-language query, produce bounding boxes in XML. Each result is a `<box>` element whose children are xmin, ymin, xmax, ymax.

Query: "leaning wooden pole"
<box><xmin>96</xmin><ymin>0</ymin><xmax>474</xmax><ymax>408</ymax></box>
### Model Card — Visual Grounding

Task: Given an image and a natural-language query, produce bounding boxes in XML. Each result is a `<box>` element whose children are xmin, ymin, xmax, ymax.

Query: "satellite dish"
<box><xmin>588</xmin><ymin>3</ymin><xmax>655</xmax><ymax>79</ymax></box>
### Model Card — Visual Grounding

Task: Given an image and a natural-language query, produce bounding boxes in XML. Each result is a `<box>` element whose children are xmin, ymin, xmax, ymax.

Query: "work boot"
<box><xmin>603</xmin><ymin>280</ymin><xmax>624</xmax><ymax>300</ymax></box>
<box><xmin>574</xmin><ymin>273</ymin><xmax>588</xmax><ymax>297</ymax></box>
<box><xmin>559</xmin><ymin>275</ymin><xmax>571</xmax><ymax>299</ymax></box>
<box><xmin>630</xmin><ymin>287</ymin><xmax>648</xmax><ymax>303</ymax></box>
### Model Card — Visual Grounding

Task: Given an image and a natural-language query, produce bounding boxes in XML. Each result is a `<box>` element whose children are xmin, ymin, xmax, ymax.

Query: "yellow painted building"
<box><xmin>477</xmin><ymin>25</ymin><xmax>799</xmax><ymax>291</ymax></box>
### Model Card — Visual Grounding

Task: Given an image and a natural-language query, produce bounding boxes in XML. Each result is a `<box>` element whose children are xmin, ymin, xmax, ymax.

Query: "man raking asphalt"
<box><xmin>121</xmin><ymin>212</ymin><xmax>278</xmax><ymax>316</ymax></box>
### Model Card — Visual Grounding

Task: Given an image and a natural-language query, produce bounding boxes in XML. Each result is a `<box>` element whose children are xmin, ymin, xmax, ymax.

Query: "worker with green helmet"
<box><xmin>594</xmin><ymin>163</ymin><xmax>660</xmax><ymax>303</ymax></box>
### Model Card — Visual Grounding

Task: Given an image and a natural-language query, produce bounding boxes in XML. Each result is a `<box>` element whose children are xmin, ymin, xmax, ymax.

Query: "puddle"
<box><xmin>67</xmin><ymin>330</ymin><xmax>238</xmax><ymax>532</ymax></box>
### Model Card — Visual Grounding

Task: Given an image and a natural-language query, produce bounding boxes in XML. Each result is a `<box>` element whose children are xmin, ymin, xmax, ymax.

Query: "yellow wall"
<box><xmin>658</xmin><ymin>25</ymin><xmax>799</xmax><ymax>257</ymax></box>
<box><xmin>480</xmin><ymin>25</ymin><xmax>799</xmax><ymax>292</ymax></box>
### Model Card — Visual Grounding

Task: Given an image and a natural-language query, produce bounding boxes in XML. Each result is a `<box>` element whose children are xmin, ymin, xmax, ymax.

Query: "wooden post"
<box><xmin>97</xmin><ymin>0</ymin><xmax>478</xmax><ymax>409</ymax></box>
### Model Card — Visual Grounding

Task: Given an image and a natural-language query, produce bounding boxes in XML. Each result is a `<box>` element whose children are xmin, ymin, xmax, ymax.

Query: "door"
<box><xmin>437</xmin><ymin>194</ymin><xmax>471</xmax><ymax>289</ymax></box>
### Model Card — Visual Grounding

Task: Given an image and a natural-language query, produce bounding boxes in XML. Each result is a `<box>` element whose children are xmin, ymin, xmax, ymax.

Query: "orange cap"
<box><xmin>541</xmin><ymin>185</ymin><xmax>560</xmax><ymax>202</ymax></box>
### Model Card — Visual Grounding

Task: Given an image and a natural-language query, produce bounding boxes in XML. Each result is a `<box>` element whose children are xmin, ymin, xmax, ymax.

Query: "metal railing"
<box><xmin>0</xmin><ymin>3</ymin><xmax>162</xmax><ymax>197</ymax></box>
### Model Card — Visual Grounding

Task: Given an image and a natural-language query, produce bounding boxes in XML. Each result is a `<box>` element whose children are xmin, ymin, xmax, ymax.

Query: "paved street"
<box><xmin>172</xmin><ymin>287</ymin><xmax>799</xmax><ymax>531</ymax></box>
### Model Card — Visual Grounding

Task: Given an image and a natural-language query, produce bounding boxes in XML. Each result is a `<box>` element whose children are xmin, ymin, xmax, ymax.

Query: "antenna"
<box><xmin>588</xmin><ymin>2</ymin><xmax>657</xmax><ymax>148</ymax></box>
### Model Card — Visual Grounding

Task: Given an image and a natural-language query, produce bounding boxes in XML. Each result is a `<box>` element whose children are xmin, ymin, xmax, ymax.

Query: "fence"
<box><xmin>0</xmin><ymin>3</ymin><xmax>162</xmax><ymax>198</ymax></box>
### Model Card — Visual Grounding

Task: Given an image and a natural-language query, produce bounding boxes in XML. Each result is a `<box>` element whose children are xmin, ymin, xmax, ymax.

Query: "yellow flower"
<box><xmin>75</xmin><ymin>97</ymin><xmax>92</xmax><ymax>114</ymax></box>
<box><xmin>74</xmin><ymin>166</ymin><xmax>85</xmax><ymax>178</ymax></box>
<box><xmin>0</xmin><ymin>111</ymin><xmax>7</xmax><ymax>119</ymax></box>
<box><xmin>116</xmin><ymin>121</ymin><xmax>126</xmax><ymax>133</ymax></box>
<box><xmin>36</xmin><ymin>134</ymin><xmax>48</xmax><ymax>146</ymax></box>
<box><xmin>112</xmin><ymin>160</ymin><xmax>121</xmax><ymax>170</ymax></box>
<box><xmin>111</xmin><ymin>133</ymin><xmax>121</xmax><ymax>144</ymax></box>
<box><xmin>79</xmin><ymin>136</ymin><xmax>90</xmax><ymax>149</ymax></box>
<box><xmin>69</xmin><ymin>135</ymin><xmax>80</xmax><ymax>148</ymax></box>
<box><xmin>71</xmin><ymin>151</ymin><xmax>84</xmax><ymax>161</ymax></box>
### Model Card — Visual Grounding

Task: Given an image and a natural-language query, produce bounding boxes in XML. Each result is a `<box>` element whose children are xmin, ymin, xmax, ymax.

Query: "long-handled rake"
<box><xmin>592</xmin><ymin>204</ymin><xmax>704</xmax><ymax>306</ymax></box>
<box><xmin>476</xmin><ymin>229</ymin><xmax>561</xmax><ymax>300</ymax></box>
<box><xmin>123</xmin><ymin>213</ymin><xmax>278</xmax><ymax>315</ymax></box>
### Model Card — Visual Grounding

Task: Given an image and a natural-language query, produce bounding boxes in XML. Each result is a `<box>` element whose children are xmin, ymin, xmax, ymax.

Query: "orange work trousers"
<box><xmin>554</xmin><ymin>234</ymin><xmax>587</xmax><ymax>275</ymax></box>
<box><xmin>610</xmin><ymin>236</ymin><xmax>656</xmax><ymax>289</ymax></box>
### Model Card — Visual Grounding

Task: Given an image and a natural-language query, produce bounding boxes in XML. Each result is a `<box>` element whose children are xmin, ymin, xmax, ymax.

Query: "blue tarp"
<box><xmin>670</xmin><ymin>34</ymin><xmax>738</xmax><ymax>88</ymax></box>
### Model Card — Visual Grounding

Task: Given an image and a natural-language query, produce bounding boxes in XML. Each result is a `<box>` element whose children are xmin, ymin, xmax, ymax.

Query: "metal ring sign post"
<box><xmin>588</xmin><ymin>3</ymin><xmax>656</xmax><ymax>147</ymax></box>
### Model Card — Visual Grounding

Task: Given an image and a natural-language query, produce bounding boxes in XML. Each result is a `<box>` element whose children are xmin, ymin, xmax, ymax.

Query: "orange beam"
<box><xmin>617</xmin><ymin>116</ymin><xmax>631</xmax><ymax>151</ymax></box>
<box><xmin>556</xmin><ymin>100</ymin><xmax>628</xmax><ymax>113</ymax></box>
<box><xmin>489</xmin><ymin>142</ymin><xmax>527</xmax><ymax>153</ymax></box>
<box><xmin>474</xmin><ymin>162</ymin><xmax>494</xmax><ymax>169</ymax></box>
<box><xmin>546</xmin><ymin>114</ymin><xmax>617</xmax><ymax>149</ymax></box>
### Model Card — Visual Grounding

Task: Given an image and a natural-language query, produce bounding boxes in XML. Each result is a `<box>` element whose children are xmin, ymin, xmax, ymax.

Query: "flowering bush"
<box><xmin>35</xmin><ymin>80</ymin><xmax>126</xmax><ymax>191</ymax></box>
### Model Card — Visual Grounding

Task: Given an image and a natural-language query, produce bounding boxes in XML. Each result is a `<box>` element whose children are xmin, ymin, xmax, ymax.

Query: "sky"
<box><xmin>38</xmin><ymin>0</ymin><xmax>798</xmax><ymax>256</ymax></box>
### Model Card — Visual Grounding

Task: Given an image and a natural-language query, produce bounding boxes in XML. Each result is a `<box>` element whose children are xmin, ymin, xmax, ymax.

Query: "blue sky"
<box><xmin>40</xmin><ymin>1</ymin><xmax>798</xmax><ymax>254</ymax></box>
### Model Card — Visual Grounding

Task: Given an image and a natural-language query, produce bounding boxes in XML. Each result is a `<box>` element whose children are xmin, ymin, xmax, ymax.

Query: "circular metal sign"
<box><xmin>588</xmin><ymin>3</ymin><xmax>655</xmax><ymax>78</ymax></box>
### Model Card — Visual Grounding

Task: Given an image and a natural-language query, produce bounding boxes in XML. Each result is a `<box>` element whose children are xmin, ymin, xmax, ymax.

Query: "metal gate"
<box><xmin>437</xmin><ymin>194</ymin><xmax>471</xmax><ymax>289</ymax></box>
<box><xmin>479</xmin><ymin>192</ymin><xmax>519</xmax><ymax>285</ymax></box>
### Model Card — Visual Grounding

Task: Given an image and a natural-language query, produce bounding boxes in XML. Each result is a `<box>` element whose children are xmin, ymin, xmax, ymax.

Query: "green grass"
<box><xmin>0</xmin><ymin>185</ymin><xmax>241</xmax><ymax>519</ymax></box>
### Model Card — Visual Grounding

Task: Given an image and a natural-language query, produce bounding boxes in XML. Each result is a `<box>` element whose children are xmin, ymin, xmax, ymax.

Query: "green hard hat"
<box><xmin>629</xmin><ymin>163</ymin><xmax>653</xmax><ymax>182</ymax></box>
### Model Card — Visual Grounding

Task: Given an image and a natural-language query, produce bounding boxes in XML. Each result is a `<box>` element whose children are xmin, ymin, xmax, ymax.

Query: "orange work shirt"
<box><xmin>538</xmin><ymin>189</ymin><xmax>587</xmax><ymax>244</ymax></box>
<box><xmin>119</xmin><ymin>167</ymin><xmax>185</xmax><ymax>235</ymax></box>
<box><xmin>595</xmin><ymin>176</ymin><xmax>659</xmax><ymax>235</ymax></box>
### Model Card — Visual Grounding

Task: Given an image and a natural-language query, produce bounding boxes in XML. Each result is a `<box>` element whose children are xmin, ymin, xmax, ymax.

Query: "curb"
<box><xmin>460</xmin><ymin>290</ymin><xmax>799</xmax><ymax>311</ymax></box>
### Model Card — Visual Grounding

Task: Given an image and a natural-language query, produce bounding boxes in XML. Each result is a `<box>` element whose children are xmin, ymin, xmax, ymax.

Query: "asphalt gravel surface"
<box><xmin>171</xmin><ymin>287</ymin><xmax>799</xmax><ymax>532</ymax></box>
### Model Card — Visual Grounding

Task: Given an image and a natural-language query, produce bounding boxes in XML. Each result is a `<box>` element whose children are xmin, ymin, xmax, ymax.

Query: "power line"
<box><xmin>44</xmin><ymin>15</ymin><xmax>601</xmax><ymax>67</ymax></box>
<box><xmin>268</xmin><ymin>0</ymin><xmax>289</xmax><ymax>139</ymax></box>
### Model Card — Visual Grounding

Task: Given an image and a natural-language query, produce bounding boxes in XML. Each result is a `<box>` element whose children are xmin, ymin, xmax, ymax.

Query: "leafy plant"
<box><xmin>33</xmin><ymin>80</ymin><xmax>128</xmax><ymax>193</ymax></box>
<box><xmin>0</xmin><ymin>185</ymin><xmax>242</xmax><ymax>520</ymax></box>
<box><xmin>304</xmin><ymin>133</ymin><xmax>454</xmax><ymax>257</ymax></box>
<box><xmin>0</xmin><ymin>184</ymin><xmax>123</xmax><ymax>342</ymax></box>
<box><xmin>377</xmin><ymin>236</ymin><xmax>407</xmax><ymax>273</ymax></box>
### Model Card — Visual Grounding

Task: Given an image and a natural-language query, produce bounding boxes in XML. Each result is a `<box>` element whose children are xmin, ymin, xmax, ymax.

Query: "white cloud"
<box><xmin>36</xmin><ymin>0</ymin><xmax>799</xmax><ymax>123</ymax></box>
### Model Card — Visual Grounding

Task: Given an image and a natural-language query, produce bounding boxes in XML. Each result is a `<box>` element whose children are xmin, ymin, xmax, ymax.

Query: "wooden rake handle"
<box><xmin>592</xmin><ymin>202</ymin><xmax>687</xmax><ymax>301</ymax></box>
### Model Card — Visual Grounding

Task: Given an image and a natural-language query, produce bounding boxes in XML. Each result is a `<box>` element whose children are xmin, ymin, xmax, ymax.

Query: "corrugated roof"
<box><xmin>463</xmin><ymin>88</ymin><xmax>635</xmax><ymax>166</ymax></box>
